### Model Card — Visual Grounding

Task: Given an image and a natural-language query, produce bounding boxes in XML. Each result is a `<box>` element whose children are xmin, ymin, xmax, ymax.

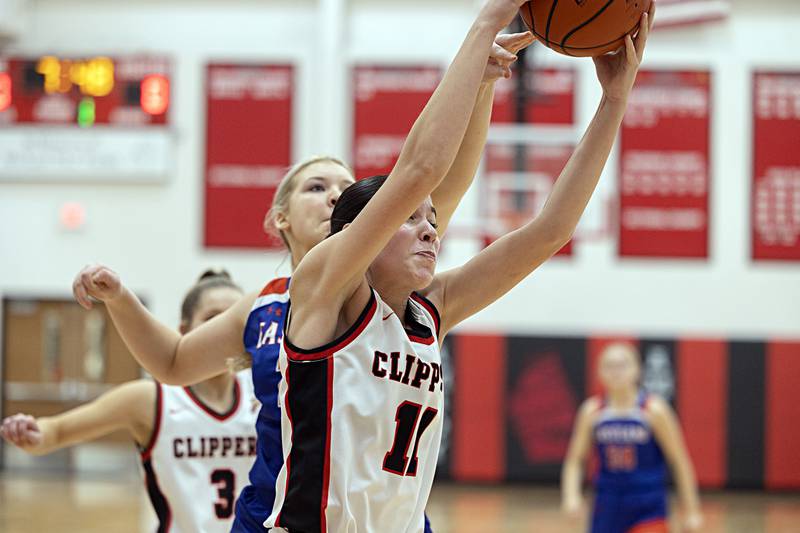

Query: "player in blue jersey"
<box><xmin>71</xmin><ymin>31</ymin><xmax>535</xmax><ymax>532</ymax></box>
<box><xmin>561</xmin><ymin>342</ymin><xmax>703</xmax><ymax>533</ymax></box>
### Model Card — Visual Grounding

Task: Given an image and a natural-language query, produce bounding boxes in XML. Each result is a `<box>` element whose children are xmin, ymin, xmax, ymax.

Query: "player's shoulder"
<box><xmin>108</xmin><ymin>378</ymin><xmax>157</xmax><ymax>404</ymax></box>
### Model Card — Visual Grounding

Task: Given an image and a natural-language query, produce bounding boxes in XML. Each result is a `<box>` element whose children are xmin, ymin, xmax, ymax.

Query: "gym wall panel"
<box><xmin>445</xmin><ymin>333</ymin><xmax>800</xmax><ymax>489</ymax></box>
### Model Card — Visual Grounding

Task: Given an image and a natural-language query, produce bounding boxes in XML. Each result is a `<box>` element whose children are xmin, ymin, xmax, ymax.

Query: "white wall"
<box><xmin>0</xmin><ymin>0</ymin><xmax>798</xmax><ymax>339</ymax></box>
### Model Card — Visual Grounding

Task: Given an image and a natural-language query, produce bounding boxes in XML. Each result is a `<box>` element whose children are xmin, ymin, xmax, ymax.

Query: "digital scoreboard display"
<box><xmin>0</xmin><ymin>55</ymin><xmax>172</xmax><ymax>181</ymax></box>
<box><xmin>0</xmin><ymin>55</ymin><xmax>170</xmax><ymax>127</ymax></box>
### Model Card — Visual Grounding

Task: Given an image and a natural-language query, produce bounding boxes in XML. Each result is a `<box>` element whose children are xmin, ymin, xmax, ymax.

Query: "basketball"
<box><xmin>519</xmin><ymin>0</ymin><xmax>652</xmax><ymax>57</ymax></box>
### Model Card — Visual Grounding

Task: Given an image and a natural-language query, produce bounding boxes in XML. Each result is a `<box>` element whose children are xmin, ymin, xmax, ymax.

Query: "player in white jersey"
<box><xmin>269</xmin><ymin>0</ymin><xmax>654</xmax><ymax>530</ymax></box>
<box><xmin>1</xmin><ymin>270</ymin><xmax>258</xmax><ymax>533</ymax></box>
<box><xmin>66</xmin><ymin>32</ymin><xmax>534</xmax><ymax>533</ymax></box>
<box><xmin>143</xmin><ymin>369</ymin><xmax>257</xmax><ymax>532</ymax></box>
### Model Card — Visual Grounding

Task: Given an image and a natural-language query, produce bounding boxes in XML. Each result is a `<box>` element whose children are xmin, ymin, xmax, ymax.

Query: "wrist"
<box><xmin>106</xmin><ymin>285</ymin><xmax>132</xmax><ymax>308</ymax></box>
<box><xmin>601</xmin><ymin>91</ymin><xmax>630</xmax><ymax>106</ymax></box>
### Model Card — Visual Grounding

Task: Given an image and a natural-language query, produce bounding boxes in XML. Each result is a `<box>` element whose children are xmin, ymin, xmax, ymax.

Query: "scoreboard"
<box><xmin>0</xmin><ymin>55</ymin><xmax>172</xmax><ymax>181</ymax></box>
<box><xmin>0</xmin><ymin>55</ymin><xmax>169</xmax><ymax>126</ymax></box>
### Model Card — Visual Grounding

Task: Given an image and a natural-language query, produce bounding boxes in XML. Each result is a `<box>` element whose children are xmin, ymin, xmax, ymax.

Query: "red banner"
<box><xmin>752</xmin><ymin>72</ymin><xmax>800</xmax><ymax>261</ymax></box>
<box><xmin>204</xmin><ymin>64</ymin><xmax>293</xmax><ymax>249</ymax></box>
<box><xmin>352</xmin><ymin>65</ymin><xmax>441</xmax><ymax>179</ymax></box>
<box><xmin>619</xmin><ymin>70</ymin><xmax>711</xmax><ymax>258</ymax></box>
<box><xmin>491</xmin><ymin>66</ymin><xmax>575</xmax><ymax>125</ymax></box>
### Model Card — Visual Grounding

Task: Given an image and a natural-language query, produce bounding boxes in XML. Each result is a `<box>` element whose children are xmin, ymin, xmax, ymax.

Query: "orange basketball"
<box><xmin>519</xmin><ymin>0</ymin><xmax>651</xmax><ymax>57</ymax></box>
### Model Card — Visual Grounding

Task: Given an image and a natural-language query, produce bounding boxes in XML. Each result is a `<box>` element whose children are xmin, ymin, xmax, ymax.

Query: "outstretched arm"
<box><xmin>73</xmin><ymin>265</ymin><xmax>253</xmax><ymax>385</ymax></box>
<box><xmin>433</xmin><ymin>32</ymin><xmax>536</xmax><ymax>235</ymax></box>
<box><xmin>289</xmin><ymin>0</ymin><xmax>530</xmax><ymax>347</ymax></box>
<box><xmin>429</xmin><ymin>5</ymin><xmax>655</xmax><ymax>334</ymax></box>
<box><xmin>0</xmin><ymin>380</ymin><xmax>155</xmax><ymax>455</ymax></box>
<box><xmin>649</xmin><ymin>396</ymin><xmax>704</xmax><ymax>532</ymax></box>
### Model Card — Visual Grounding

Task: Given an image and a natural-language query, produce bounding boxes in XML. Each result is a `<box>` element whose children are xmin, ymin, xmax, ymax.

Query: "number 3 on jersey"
<box><xmin>383</xmin><ymin>401</ymin><xmax>438</xmax><ymax>476</ymax></box>
<box><xmin>211</xmin><ymin>468</ymin><xmax>235</xmax><ymax>519</ymax></box>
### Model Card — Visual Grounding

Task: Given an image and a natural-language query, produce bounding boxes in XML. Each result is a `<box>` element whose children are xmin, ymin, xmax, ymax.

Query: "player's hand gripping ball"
<box><xmin>520</xmin><ymin>0</ymin><xmax>653</xmax><ymax>57</ymax></box>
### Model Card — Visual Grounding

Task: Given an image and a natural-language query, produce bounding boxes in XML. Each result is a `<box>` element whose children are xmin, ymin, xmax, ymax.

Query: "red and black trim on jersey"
<box><xmin>182</xmin><ymin>380</ymin><xmax>242</xmax><ymax>422</ymax></box>
<box><xmin>275</xmin><ymin>345</ymin><xmax>337</xmax><ymax>531</ymax></box>
<box><xmin>143</xmin><ymin>458</ymin><xmax>173</xmax><ymax>532</ymax></box>
<box><xmin>140</xmin><ymin>382</ymin><xmax>163</xmax><ymax>461</ymax></box>
<box><xmin>411</xmin><ymin>292</ymin><xmax>440</xmax><ymax>336</ymax></box>
<box><xmin>404</xmin><ymin>293</ymin><xmax>440</xmax><ymax>346</ymax></box>
<box><xmin>276</xmin><ymin>291</ymin><xmax>378</xmax><ymax>530</ymax></box>
<box><xmin>140</xmin><ymin>382</ymin><xmax>172</xmax><ymax>532</ymax></box>
<box><xmin>283</xmin><ymin>290</ymin><xmax>378</xmax><ymax>362</ymax></box>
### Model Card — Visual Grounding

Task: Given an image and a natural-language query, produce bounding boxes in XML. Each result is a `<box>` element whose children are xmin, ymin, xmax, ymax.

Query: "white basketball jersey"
<box><xmin>265</xmin><ymin>290</ymin><xmax>444</xmax><ymax>533</ymax></box>
<box><xmin>140</xmin><ymin>372</ymin><xmax>258</xmax><ymax>533</ymax></box>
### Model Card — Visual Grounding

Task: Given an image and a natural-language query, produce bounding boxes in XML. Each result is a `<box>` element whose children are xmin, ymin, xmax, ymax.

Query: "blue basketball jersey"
<box><xmin>233</xmin><ymin>277</ymin><xmax>290</xmax><ymax>531</ymax></box>
<box><xmin>593</xmin><ymin>391</ymin><xmax>667</xmax><ymax>491</ymax></box>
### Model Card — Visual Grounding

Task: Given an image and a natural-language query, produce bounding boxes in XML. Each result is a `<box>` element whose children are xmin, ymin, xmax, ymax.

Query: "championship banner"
<box><xmin>752</xmin><ymin>72</ymin><xmax>800</xmax><ymax>261</ymax></box>
<box><xmin>619</xmin><ymin>70</ymin><xmax>711</xmax><ymax>259</ymax></box>
<box><xmin>352</xmin><ymin>65</ymin><xmax>442</xmax><ymax>179</ymax></box>
<box><xmin>204</xmin><ymin>64</ymin><xmax>293</xmax><ymax>249</ymax></box>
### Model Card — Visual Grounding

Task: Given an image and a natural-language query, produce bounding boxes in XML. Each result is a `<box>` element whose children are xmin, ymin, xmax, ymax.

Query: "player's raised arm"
<box><xmin>430</xmin><ymin>3</ymin><xmax>655</xmax><ymax>335</ymax></box>
<box><xmin>433</xmin><ymin>31</ymin><xmax>535</xmax><ymax>235</ymax></box>
<box><xmin>72</xmin><ymin>264</ymin><xmax>252</xmax><ymax>385</ymax></box>
<box><xmin>289</xmin><ymin>0</ymin><xmax>530</xmax><ymax>335</ymax></box>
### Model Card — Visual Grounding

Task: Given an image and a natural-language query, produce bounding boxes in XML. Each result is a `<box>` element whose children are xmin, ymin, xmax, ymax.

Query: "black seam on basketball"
<box><xmin>530</xmin><ymin>20</ymin><xmax>641</xmax><ymax>52</ymax></box>
<box><xmin>560</xmin><ymin>0</ymin><xmax>616</xmax><ymax>51</ymax></box>
<box><xmin>527</xmin><ymin>2</ymin><xmax>536</xmax><ymax>36</ymax></box>
<box><xmin>564</xmin><ymin>20</ymin><xmax>643</xmax><ymax>50</ymax></box>
<box><xmin>545</xmin><ymin>0</ymin><xmax>559</xmax><ymax>45</ymax></box>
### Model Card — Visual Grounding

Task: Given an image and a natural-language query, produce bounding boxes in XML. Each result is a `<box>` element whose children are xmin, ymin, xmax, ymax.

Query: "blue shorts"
<box><xmin>591</xmin><ymin>487</ymin><xmax>667</xmax><ymax>533</ymax></box>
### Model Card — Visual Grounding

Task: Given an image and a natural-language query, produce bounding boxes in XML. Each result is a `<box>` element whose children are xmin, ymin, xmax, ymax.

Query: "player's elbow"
<box><xmin>542</xmin><ymin>218</ymin><xmax>575</xmax><ymax>251</ymax></box>
<box><xmin>395</xmin><ymin>151</ymin><xmax>450</xmax><ymax>192</ymax></box>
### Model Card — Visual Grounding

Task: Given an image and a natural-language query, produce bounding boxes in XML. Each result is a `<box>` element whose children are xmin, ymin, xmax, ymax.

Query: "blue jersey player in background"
<box><xmin>561</xmin><ymin>342</ymin><xmax>703</xmax><ymax>533</ymax></box>
<box><xmin>71</xmin><ymin>31</ymin><xmax>534</xmax><ymax>532</ymax></box>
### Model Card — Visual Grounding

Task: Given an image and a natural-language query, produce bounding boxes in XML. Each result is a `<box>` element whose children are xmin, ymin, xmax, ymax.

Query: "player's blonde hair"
<box><xmin>228</xmin><ymin>156</ymin><xmax>353</xmax><ymax>372</ymax></box>
<box><xmin>264</xmin><ymin>155</ymin><xmax>353</xmax><ymax>250</ymax></box>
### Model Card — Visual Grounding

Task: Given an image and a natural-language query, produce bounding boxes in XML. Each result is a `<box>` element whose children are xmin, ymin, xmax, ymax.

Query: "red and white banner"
<box><xmin>204</xmin><ymin>64</ymin><xmax>293</xmax><ymax>249</ymax></box>
<box><xmin>752</xmin><ymin>72</ymin><xmax>800</xmax><ymax>261</ymax></box>
<box><xmin>352</xmin><ymin>65</ymin><xmax>441</xmax><ymax>179</ymax></box>
<box><xmin>619</xmin><ymin>70</ymin><xmax>711</xmax><ymax>259</ymax></box>
<box><xmin>491</xmin><ymin>67</ymin><xmax>575</xmax><ymax>125</ymax></box>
